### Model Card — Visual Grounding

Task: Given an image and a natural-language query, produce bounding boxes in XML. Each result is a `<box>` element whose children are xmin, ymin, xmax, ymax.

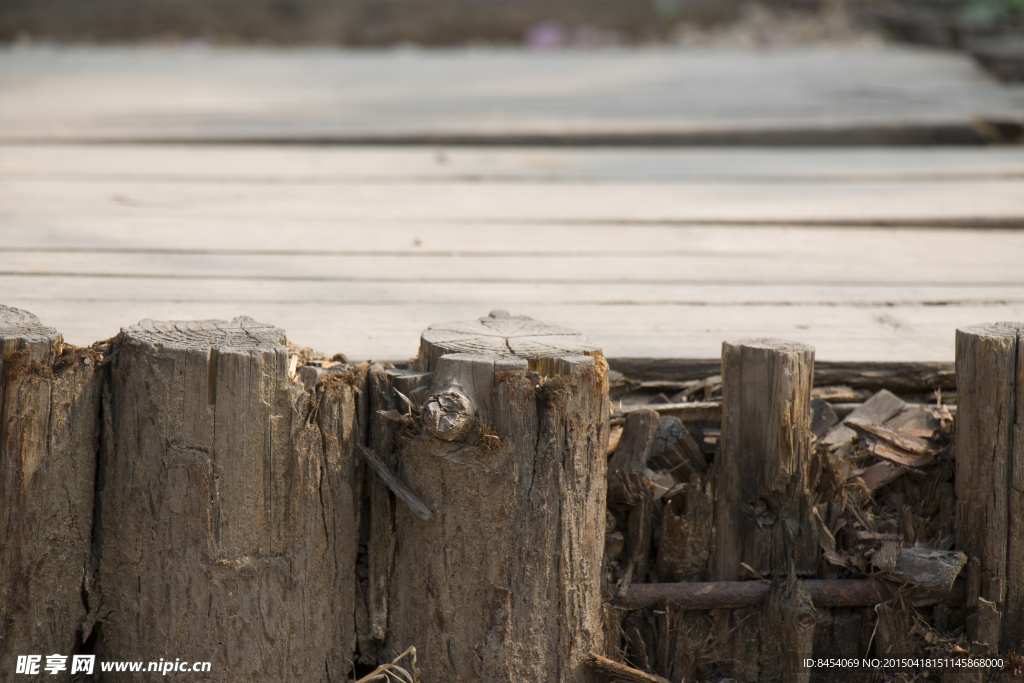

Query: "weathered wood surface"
<box><xmin>2</xmin><ymin>140</ymin><xmax>1023</xmax><ymax>361</ymax></box>
<box><xmin>1</xmin><ymin>47</ymin><xmax>1022</xmax><ymax>143</ymax></box>
<box><xmin>382</xmin><ymin>314</ymin><xmax>607</xmax><ymax>683</ymax></box>
<box><xmin>6</xmin><ymin>144</ymin><xmax>1024</xmax><ymax>181</ymax></box>
<box><xmin>713</xmin><ymin>339</ymin><xmax>817</xmax><ymax>581</ymax></box>
<box><xmin>954</xmin><ymin>322</ymin><xmax>1024</xmax><ymax>652</ymax></box>
<box><xmin>0</xmin><ymin>306</ymin><xmax>102</xmax><ymax>681</ymax></box>
<box><xmin>758</xmin><ymin>575</ymin><xmax>815</xmax><ymax>683</ymax></box>
<box><xmin>5</xmin><ymin>175</ymin><xmax>1024</xmax><ymax>225</ymax></box>
<box><xmin>96</xmin><ymin>317</ymin><xmax>364</xmax><ymax>681</ymax></box>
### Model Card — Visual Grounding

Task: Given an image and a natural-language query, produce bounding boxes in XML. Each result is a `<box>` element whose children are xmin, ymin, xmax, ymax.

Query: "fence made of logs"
<box><xmin>1</xmin><ymin>304</ymin><xmax>1021</xmax><ymax>683</ymax></box>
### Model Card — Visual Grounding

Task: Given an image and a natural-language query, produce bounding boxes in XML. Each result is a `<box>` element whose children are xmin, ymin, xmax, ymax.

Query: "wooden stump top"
<box><xmin>958</xmin><ymin>322</ymin><xmax>1024</xmax><ymax>339</ymax></box>
<box><xmin>419</xmin><ymin>310</ymin><xmax>598</xmax><ymax>371</ymax></box>
<box><xmin>0</xmin><ymin>304</ymin><xmax>59</xmax><ymax>362</ymax></box>
<box><xmin>723</xmin><ymin>338</ymin><xmax>815</xmax><ymax>354</ymax></box>
<box><xmin>122</xmin><ymin>316</ymin><xmax>286</xmax><ymax>350</ymax></box>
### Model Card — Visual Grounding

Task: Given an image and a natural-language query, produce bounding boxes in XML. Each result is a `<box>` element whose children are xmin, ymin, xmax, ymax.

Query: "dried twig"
<box><xmin>354</xmin><ymin>646</ymin><xmax>419</xmax><ymax>683</ymax></box>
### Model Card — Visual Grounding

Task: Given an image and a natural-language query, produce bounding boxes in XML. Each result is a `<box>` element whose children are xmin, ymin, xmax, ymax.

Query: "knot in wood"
<box><xmin>796</xmin><ymin>604</ymin><xmax>817</xmax><ymax>630</ymax></box>
<box><xmin>423</xmin><ymin>388</ymin><xmax>475</xmax><ymax>441</ymax></box>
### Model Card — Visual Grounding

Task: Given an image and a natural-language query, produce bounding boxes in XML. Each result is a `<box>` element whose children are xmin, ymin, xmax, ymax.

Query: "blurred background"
<box><xmin>0</xmin><ymin>0</ymin><xmax>1022</xmax><ymax>58</ymax></box>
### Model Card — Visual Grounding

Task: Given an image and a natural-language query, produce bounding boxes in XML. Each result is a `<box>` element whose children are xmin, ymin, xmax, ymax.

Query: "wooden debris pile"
<box><xmin>599</xmin><ymin>369</ymin><xmax>1000</xmax><ymax>683</ymax></box>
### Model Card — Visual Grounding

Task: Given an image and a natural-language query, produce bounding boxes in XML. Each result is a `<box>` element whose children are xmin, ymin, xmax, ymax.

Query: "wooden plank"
<box><xmin>4</xmin><ymin>213</ymin><xmax>1024</xmax><ymax>255</ymax></box>
<box><xmin>1</xmin><ymin>46</ymin><xmax>1022</xmax><ymax>143</ymax></box>
<box><xmin>2</xmin><ymin>251</ymin><xmax>1024</xmax><ymax>288</ymax></box>
<box><xmin>3</xmin><ymin>176</ymin><xmax>1024</xmax><ymax>224</ymax></box>
<box><xmin>4</xmin><ymin>145</ymin><xmax>1024</xmax><ymax>182</ymax></box>
<box><xmin>4</xmin><ymin>297</ymin><xmax>1023</xmax><ymax>362</ymax></box>
<box><xmin>4</xmin><ymin>274</ymin><xmax>1021</xmax><ymax>308</ymax></box>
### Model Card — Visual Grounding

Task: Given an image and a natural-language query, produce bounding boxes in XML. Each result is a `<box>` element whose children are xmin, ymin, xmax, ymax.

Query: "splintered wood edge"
<box><xmin>122</xmin><ymin>316</ymin><xmax>287</xmax><ymax>351</ymax></box>
<box><xmin>419</xmin><ymin>312</ymin><xmax>600</xmax><ymax>372</ymax></box>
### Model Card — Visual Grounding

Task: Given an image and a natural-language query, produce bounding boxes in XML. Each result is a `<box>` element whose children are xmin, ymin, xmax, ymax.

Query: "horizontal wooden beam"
<box><xmin>618</xmin><ymin>579</ymin><xmax>967</xmax><ymax>610</ymax></box>
<box><xmin>607</xmin><ymin>358</ymin><xmax>955</xmax><ymax>392</ymax></box>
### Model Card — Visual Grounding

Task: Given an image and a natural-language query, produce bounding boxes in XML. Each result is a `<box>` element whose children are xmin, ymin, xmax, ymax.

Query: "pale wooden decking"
<box><xmin>2</xmin><ymin>46</ymin><xmax>1023</xmax><ymax>361</ymax></box>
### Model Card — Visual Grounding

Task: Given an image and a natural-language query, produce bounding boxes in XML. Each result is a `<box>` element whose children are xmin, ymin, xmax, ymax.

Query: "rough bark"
<box><xmin>384</xmin><ymin>312</ymin><xmax>607</xmax><ymax>683</ymax></box>
<box><xmin>96</xmin><ymin>317</ymin><xmax>363</xmax><ymax>681</ymax></box>
<box><xmin>954</xmin><ymin>322</ymin><xmax>1024</xmax><ymax>652</ymax></box>
<box><xmin>713</xmin><ymin>338</ymin><xmax>817</xmax><ymax>581</ymax></box>
<box><xmin>0</xmin><ymin>306</ymin><xmax>103</xmax><ymax>680</ymax></box>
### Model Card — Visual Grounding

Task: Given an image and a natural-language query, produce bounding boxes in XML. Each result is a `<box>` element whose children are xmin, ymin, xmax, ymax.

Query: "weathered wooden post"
<box><xmin>713</xmin><ymin>338</ymin><xmax>817</xmax><ymax>581</ymax></box>
<box><xmin>379</xmin><ymin>311</ymin><xmax>608</xmax><ymax>683</ymax></box>
<box><xmin>96</xmin><ymin>317</ymin><xmax>364</xmax><ymax>681</ymax></box>
<box><xmin>954</xmin><ymin>322</ymin><xmax>1024</xmax><ymax>653</ymax></box>
<box><xmin>0</xmin><ymin>306</ymin><xmax>103</xmax><ymax>680</ymax></box>
<box><xmin>711</xmin><ymin>338</ymin><xmax>817</xmax><ymax>683</ymax></box>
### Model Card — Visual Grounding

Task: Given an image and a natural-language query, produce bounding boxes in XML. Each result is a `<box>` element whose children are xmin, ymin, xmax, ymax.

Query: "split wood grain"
<box><xmin>954</xmin><ymin>322</ymin><xmax>1024</xmax><ymax>652</ymax></box>
<box><xmin>95</xmin><ymin>317</ymin><xmax>363</xmax><ymax>681</ymax></box>
<box><xmin>0</xmin><ymin>306</ymin><xmax>102</xmax><ymax>681</ymax></box>
<box><xmin>383</xmin><ymin>313</ymin><xmax>607</xmax><ymax>683</ymax></box>
<box><xmin>363</xmin><ymin>363</ymin><xmax>398</xmax><ymax>660</ymax></box>
<box><xmin>713</xmin><ymin>339</ymin><xmax>818</xmax><ymax>581</ymax></box>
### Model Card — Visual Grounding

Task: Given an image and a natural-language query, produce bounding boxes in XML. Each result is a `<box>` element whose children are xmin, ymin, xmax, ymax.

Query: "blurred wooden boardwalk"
<box><xmin>2</xmin><ymin>45</ymin><xmax>1023</xmax><ymax>360</ymax></box>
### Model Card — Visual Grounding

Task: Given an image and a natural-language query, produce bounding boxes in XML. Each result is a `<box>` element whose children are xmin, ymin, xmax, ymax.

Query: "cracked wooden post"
<box><xmin>96</xmin><ymin>317</ymin><xmax>364</xmax><ymax>681</ymax></box>
<box><xmin>0</xmin><ymin>306</ymin><xmax>103</xmax><ymax>679</ymax></box>
<box><xmin>712</xmin><ymin>338</ymin><xmax>817</xmax><ymax>581</ymax></box>
<box><xmin>955</xmin><ymin>322</ymin><xmax>1024</xmax><ymax>653</ymax></box>
<box><xmin>382</xmin><ymin>311</ymin><xmax>608</xmax><ymax>683</ymax></box>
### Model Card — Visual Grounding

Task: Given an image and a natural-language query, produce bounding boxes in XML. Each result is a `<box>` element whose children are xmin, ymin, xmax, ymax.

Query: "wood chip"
<box><xmin>872</xmin><ymin>543</ymin><xmax>967</xmax><ymax>591</ymax></box>
<box><xmin>863</xmin><ymin>438</ymin><xmax>935</xmax><ymax>468</ymax></box>
<box><xmin>846</xmin><ymin>417</ymin><xmax>932</xmax><ymax>454</ymax></box>
<box><xmin>856</xmin><ymin>461</ymin><xmax>904</xmax><ymax>490</ymax></box>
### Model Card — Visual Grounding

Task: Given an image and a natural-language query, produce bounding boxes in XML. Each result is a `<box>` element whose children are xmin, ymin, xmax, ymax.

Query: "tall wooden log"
<box><xmin>96</xmin><ymin>317</ymin><xmax>364</xmax><ymax>681</ymax></box>
<box><xmin>712</xmin><ymin>338</ymin><xmax>816</xmax><ymax>581</ymax></box>
<box><xmin>955</xmin><ymin>322</ymin><xmax>1024</xmax><ymax>652</ymax></box>
<box><xmin>383</xmin><ymin>311</ymin><xmax>608</xmax><ymax>683</ymax></box>
<box><xmin>0</xmin><ymin>305</ymin><xmax>103</xmax><ymax>680</ymax></box>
